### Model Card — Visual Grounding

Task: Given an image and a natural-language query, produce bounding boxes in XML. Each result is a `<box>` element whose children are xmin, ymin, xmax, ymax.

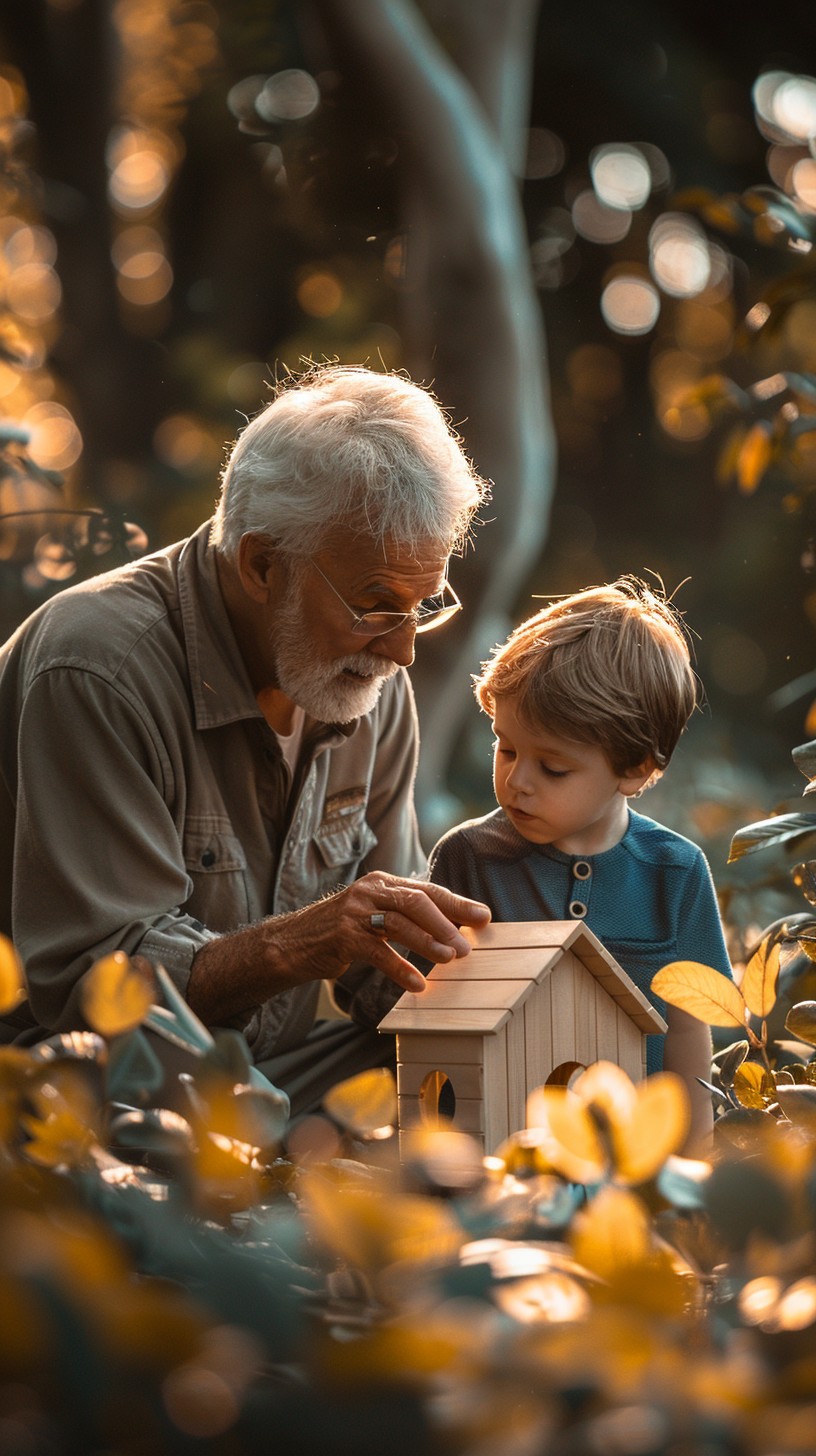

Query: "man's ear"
<box><xmin>236</xmin><ymin>533</ymin><xmax>280</xmax><ymax>604</ymax></box>
<box><xmin>619</xmin><ymin>755</ymin><xmax>662</xmax><ymax>799</ymax></box>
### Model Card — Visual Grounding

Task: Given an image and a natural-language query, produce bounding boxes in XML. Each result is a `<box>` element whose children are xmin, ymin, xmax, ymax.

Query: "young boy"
<box><xmin>426</xmin><ymin>576</ymin><xmax>733</xmax><ymax>1152</ymax></box>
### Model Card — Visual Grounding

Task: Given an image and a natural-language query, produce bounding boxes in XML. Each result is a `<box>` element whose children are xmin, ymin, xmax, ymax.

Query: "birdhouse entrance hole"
<box><xmin>419</xmin><ymin>1070</ymin><xmax>456</xmax><ymax>1125</ymax></box>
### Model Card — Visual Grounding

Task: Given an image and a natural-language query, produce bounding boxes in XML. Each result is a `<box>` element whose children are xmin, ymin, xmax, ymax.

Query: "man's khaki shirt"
<box><xmin>0</xmin><ymin>521</ymin><xmax>425</xmax><ymax>1058</ymax></box>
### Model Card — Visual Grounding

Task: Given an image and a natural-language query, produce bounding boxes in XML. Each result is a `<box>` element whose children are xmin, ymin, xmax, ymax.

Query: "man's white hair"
<box><xmin>210</xmin><ymin>364</ymin><xmax>489</xmax><ymax>561</ymax></box>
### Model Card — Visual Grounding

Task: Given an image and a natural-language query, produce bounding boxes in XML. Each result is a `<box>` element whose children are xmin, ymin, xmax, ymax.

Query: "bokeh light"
<box><xmin>153</xmin><ymin>415</ymin><xmax>221</xmax><ymax>475</ymax></box>
<box><xmin>256</xmin><ymin>69</ymin><xmax>320</xmax><ymax>123</ymax></box>
<box><xmin>572</xmin><ymin>189</ymin><xmax>632</xmax><ymax>244</ymax></box>
<box><xmin>22</xmin><ymin>401</ymin><xmax>82</xmax><ymax>471</ymax></box>
<box><xmin>591</xmin><ymin>144</ymin><xmax>651</xmax><ymax>210</ymax></box>
<box><xmin>649</xmin><ymin>214</ymin><xmax>712</xmax><ymax>298</ymax></box>
<box><xmin>754</xmin><ymin>70</ymin><xmax>816</xmax><ymax>143</ymax></box>
<box><xmin>296</xmin><ymin>269</ymin><xmax>344</xmax><ymax>318</ymax></box>
<box><xmin>7</xmin><ymin>264</ymin><xmax>62</xmax><ymax>324</ymax></box>
<box><xmin>524</xmin><ymin>127</ymin><xmax>566</xmax><ymax>179</ymax></box>
<box><xmin>600</xmin><ymin>273</ymin><xmax>660</xmax><ymax>335</ymax></box>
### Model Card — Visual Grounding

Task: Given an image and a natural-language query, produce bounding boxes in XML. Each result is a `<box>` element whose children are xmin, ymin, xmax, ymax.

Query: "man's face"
<box><xmin>268</xmin><ymin>528</ymin><xmax>450</xmax><ymax>723</ymax></box>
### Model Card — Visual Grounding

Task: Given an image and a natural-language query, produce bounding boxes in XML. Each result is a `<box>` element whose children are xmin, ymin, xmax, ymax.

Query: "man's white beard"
<box><xmin>270</xmin><ymin>585</ymin><xmax>398</xmax><ymax>723</ymax></box>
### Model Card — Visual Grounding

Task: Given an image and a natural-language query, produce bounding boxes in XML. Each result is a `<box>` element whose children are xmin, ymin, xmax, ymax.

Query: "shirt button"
<box><xmin>569</xmin><ymin>899</ymin><xmax>588</xmax><ymax>919</ymax></box>
<box><xmin>572</xmin><ymin>860</ymin><xmax>592</xmax><ymax>880</ymax></box>
<box><xmin>201</xmin><ymin>849</ymin><xmax>216</xmax><ymax>868</ymax></box>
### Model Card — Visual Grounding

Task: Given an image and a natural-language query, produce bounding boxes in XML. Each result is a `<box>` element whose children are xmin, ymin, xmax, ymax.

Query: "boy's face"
<box><xmin>491</xmin><ymin>696</ymin><xmax>654</xmax><ymax>857</ymax></box>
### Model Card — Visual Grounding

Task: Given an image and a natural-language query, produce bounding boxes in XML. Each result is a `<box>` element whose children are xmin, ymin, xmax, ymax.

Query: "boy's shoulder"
<box><xmin>432</xmin><ymin>807</ymin><xmax>522</xmax><ymax>863</ymax></box>
<box><xmin>624</xmin><ymin>809</ymin><xmax>708</xmax><ymax>869</ymax></box>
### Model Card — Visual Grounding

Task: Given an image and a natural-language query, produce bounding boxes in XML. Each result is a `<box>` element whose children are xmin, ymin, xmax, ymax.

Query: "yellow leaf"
<box><xmin>613</xmin><ymin>1073</ymin><xmax>690</xmax><ymax>1184</ymax></box>
<box><xmin>0</xmin><ymin>935</ymin><xmax>26</xmax><ymax>1014</ymax></box>
<box><xmin>323</xmin><ymin>1067</ymin><xmax>397</xmax><ymax>1138</ymax></box>
<box><xmin>736</xmin><ymin>421</ymin><xmax>773</xmax><ymax>494</ymax></box>
<box><xmin>741</xmin><ymin>936</ymin><xmax>781</xmax><ymax>1018</ymax></box>
<box><xmin>79</xmin><ymin>952</ymin><xmax>155</xmax><ymax>1038</ymax></box>
<box><xmin>534</xmin><ymin>1088</ymin><xmax>608</xmax><ymax>1184</ymax></box>
<box><xmin>652</xmin><ymin>962</ymin><xmax>747</xmax><ymax>1027</ymax></box>
<box><xmin>733</xmin><ymin>1062</ymin><xmax>774</xmax><ymax>1109</ymax></box>
<box><xmin>571</xmin><ymin>1186</ymin><xmax>651</xmax><ymax>1280</ymax></box>
<box><xmin>572</xmin><ymin>1060</ymin><xmax>638</xmax><ymax>1123</ymax></box>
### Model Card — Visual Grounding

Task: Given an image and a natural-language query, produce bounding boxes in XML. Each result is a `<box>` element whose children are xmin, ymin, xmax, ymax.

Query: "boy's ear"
<box><xmin>619</xmin><ymin>755</ymin><xmax>661</xmax><ymax>798</ymax></box>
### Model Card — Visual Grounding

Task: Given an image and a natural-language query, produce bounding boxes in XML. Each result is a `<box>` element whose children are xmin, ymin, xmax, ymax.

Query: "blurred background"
<box><xmin>2</xmin><ymin>0</ymin><xmax>816</xmax><ymax>943</ymax></box>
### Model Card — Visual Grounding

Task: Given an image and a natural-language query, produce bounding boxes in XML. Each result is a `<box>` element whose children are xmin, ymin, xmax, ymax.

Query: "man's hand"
<box><xmin>187</xmin><ymin>873</ymin><xmax>491</xmax><ymax>1026</ymax></box>
<box><xmin>274</xmin><ymin>872</ymin><xmax>492</xmax><ymax>992</ymax></box>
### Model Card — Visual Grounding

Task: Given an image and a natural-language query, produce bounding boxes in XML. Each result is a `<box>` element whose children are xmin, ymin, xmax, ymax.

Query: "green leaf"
<box><xmin>105</xmin><ymin>1028</ymin><xmax>165</xmax><ymax>1106</ymax></box>
<box><xmin>775</xmin><ymin>1084</ymin><xmax>816</xmax><ymax>1130</ymax></box>
<box><xmin>728</xmin><ymin>812</ymin><xmax>816</xmax><ymax>864</ymax></box>
<box><xmin>793</xmin><ymin>740</ymin><xmax>816</xmax><ymax>790</ymax></box>
<box><xmin>792</xmin><ymin>862</ymin><xmax>816</xmax><ymax>905</ymax></box>
<box><xmin>143</xmin><ymin>964</ymin><xmax>215</xmax><ymax>1055</ymax></box>
<box><xmin>785</xmin><ymin>1001</ymin><xmax>816</xmax><ymax>1047</ymax></box>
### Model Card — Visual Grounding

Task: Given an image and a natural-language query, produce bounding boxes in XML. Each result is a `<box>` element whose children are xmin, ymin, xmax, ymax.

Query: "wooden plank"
<box><xmin>461</xmin><ymin>921</ymin><xmax>576</xmax><ymax>950</ymax></box>
<box><xmin>397</xmin><ymin>1061</ymin><xmax>484</xmax><ymax>1099</ymax></box>
<box><xmin>594</xmin><ymin>978</ymin><xmax>619</xmax><ymax>1063</ymax></box>
<box><xmin>397</xmin><ymin>1092</ymin><xmax>484</xmax><ymax>1134</ymax></box>
<box><xmin>550</xmin><ymin>959</ymin><xmax>577</xmax><ymax>1072</ymax></box>
<box><xmin>390</xmin><ymin>979</ymin><xmax>535</xmax><ymax>1013</ymax></box>
<box><xmin>617</xmin><ymin>1010</ymin><xmax>645</xmax><ymax>1082</ymax></box>
<box><xmin>394</xmin><ymin>1032</ymin><xmax>486</xmax><ymax>1065</ymax></box>
<box><xmin>381</xmin><ymin>1006</ymin><xmax>510</xmax><ymax>1034</ymax></box>
<box><xmin>574</xmin><ymin>958</ymin><xmax>598</xmax><ymax>1066</ymax></box>
<box><xmin>483</xmin><ymin>1032</ymin><xmax>510</xmax><ymax>1152</ymax></box>
<box><xmin>505</xmin><ymin>1009</ymin><xmax>527</xmax><ymax>1136</ymax></box>
<box><xmin>523</xmin><ymin>982</ymin><xmax>553</xmax><ymax>1093</ymax></box>
<box><xmin>428</xmin><ymin>946</ymin><xmax>561</xmax><ymax>982</ymax></box>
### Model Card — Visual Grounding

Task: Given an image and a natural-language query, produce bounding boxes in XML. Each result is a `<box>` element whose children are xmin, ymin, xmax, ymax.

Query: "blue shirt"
<box><xmin>428</xmin><ymin>807</ymin><xmax>733</xmax><ymax>1073</ymax></box>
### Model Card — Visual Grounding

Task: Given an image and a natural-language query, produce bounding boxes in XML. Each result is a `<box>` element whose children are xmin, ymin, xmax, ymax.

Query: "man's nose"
<box><xmin>371</xmin><ymin>617</ymin><xmax>417</xmax><ymax>667</ymax></box>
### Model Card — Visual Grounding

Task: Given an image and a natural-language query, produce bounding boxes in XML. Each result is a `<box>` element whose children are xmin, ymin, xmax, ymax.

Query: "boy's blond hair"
<box><xmin>474</xmin><ymin>577</ymin><xmax>698</xmax><ymax>776</ymax></box>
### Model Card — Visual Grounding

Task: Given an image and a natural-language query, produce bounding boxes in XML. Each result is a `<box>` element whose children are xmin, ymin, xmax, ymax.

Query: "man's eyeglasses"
<box><xmin>311</xmin><ymin>559</ymin><xmax>461</xmax><ymax>638</ymax></box>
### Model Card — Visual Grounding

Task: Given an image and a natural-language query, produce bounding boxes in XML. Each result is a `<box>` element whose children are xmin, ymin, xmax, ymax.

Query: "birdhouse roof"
<box><xmin>378</xmin><ymin>920</ymin><xmax>666</xmax><ymax>1036</ymax></box>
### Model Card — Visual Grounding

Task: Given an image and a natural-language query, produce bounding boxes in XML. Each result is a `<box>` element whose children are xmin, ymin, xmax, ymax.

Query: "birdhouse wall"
<box><xmin>395</xmin><ymin>1028</ymin><xmax>510</xmax><ymax>1152</ymax></box>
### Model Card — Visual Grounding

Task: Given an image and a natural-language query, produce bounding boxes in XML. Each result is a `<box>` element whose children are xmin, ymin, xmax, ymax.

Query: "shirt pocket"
<box><xmin>313</xmin><ymin>805</ymin><xmax>378</xmax><ymax>879</ymax></box>
<box><xmin>182</xmin><ymin>817</ymin><xmax>250</xmax><ymax>930</ymax></box>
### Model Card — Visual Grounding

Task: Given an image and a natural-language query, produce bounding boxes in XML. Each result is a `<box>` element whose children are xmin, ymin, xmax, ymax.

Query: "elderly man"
<box><xmin>0</xmin><ymin>365</ymin><xmax>491</xmax><ymax>1113</ymax></box>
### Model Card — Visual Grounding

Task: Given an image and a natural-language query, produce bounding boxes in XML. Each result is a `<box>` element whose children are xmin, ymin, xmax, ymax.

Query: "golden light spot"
<box><xmin>0</xmin><ymin>361</ymin><xmax>19</xmax><ymax>399</ymax></box>
<box><xmin>661</xmin><ymin>402</ymin><xmax>712</xmax><ymax>442</ymax></box>
<box><xmin>109</xmin><ymin>149</ymin><xmax>169</xmax><ymax>212</ymax></box>
<box><xmin>163</xmin><ymin>1366</ymin><xmax>238</xmax><ymax>1440</ymax></box>
<box><xmin>154</xmin><ymin>414</ymin><xmax>219</xmax><ymax>474</ymax></box>
<box><xmin>116</xmin><ymin>252</ymin><xmax>173</xmax><ymax>305</ymax></box>
<box><xmin>5</xmin><ymin>225</ymin><xmax>57</xmax><ymax>268</ymax></box>
<box><xmin>675</xmin><ymin>300</ymin><xmax>733</xmax><ymax>360</ymax></box>
<box><xmin>566</xmin><ymin>343</ymin><xmax>623</xmax><ymax>405</ymax></box>
<box><xmin>600</xmin><ymin>273</ymin><xmax>660</xmax><ymax>335</ymax></box>
<box><xmin>23</xmin><ymin>401</ymin><xmax>83</xmax><ymax>472</ymax></box>
<box><xmin>792</xmin><ymin>157</ymin><xmax>816</xmax><ymax>210</ymax></box>
<box><xmin>7</xmin><ymin>264</ymin><xmax>61</xmax><ymax>323</ymax></box>
<box><xmin>296</xmin><ymin>269</ymin><xmax>343</xmax><ymax>318</ymax></box>
<box><xmin>783</xmin><ymin>299</ymin><xmax>816</xmax><ymax>364</ymax></box>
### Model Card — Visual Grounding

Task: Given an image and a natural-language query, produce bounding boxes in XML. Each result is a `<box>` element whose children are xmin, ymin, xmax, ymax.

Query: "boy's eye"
<box><xmin>541</xmin><ymin>764</ymin><xmax>569</xmax><ymax>778</ymax></box>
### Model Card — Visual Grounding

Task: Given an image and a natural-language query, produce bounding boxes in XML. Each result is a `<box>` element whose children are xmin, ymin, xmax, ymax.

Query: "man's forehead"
<box><xmin>318</xmin><ymin>527</ymin><xmax>449</xmax><ymax>583</ymax></box>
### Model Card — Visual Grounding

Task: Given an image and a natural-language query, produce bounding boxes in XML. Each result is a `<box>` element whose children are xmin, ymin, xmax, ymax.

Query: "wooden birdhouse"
<box><xmin>378</xmin><ymin>920</ymin><xmax>667</xmax><ymax>1153</ymax></box>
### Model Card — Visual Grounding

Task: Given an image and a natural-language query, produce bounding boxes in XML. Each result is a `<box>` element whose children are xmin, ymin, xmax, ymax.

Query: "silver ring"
<box><xmin>369</xmin><ymin>912</ymin><xmax>386</xmax><ymax>931</ymax></box>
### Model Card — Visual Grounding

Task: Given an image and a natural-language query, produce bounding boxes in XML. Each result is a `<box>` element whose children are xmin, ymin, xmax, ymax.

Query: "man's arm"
<box><xmin>186</xmin><ymin>872</ymin><xmax>490</xmax><ymax>1025</ymax></box>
